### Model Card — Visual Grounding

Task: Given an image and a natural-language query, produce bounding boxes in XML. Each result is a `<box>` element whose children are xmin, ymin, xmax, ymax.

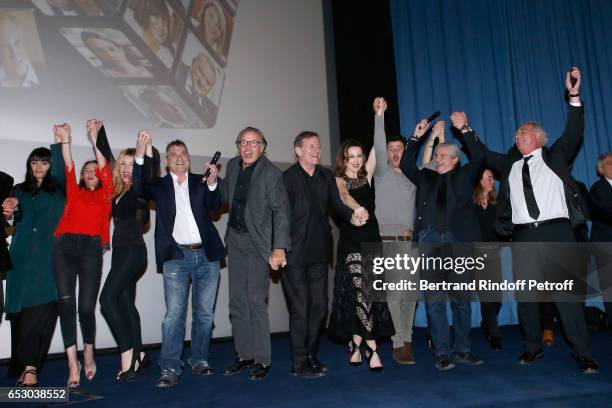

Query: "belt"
<box><xmin>514</xmin><ymin>217</ymin><xmax>569</xmax><ymax>231</ymax></box>
<box><xmin>179</xmin><ymin>243</ymin><xmax>203</xmax><ymax>250</ymax></box>
<box><xmin>380</xmin><ymin>235</ymin><xmax>408</xmax><ymax>242</ymax></box>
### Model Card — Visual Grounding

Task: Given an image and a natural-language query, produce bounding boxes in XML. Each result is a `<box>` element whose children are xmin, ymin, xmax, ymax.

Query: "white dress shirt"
<box><xmin>509</xmin><ymin>147</ymin><xmax>569</xmax><ymax>224</ymax></box>
<box><xmin>170</xmin><ymin>173</ymin><xmax>202</xmax><ymax>245</ymax></box>
<box><xmin>606</xmin><ymin>177</ymin><xmax>612</xmax><ymax>188</ymax></box>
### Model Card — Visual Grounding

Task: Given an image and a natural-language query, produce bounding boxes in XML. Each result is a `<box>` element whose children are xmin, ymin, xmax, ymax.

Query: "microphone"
<box><xmin>202</xmin><ymin>151</ymin><xmax>221</xmax><ymax>182</ymax></box>
<box><xmin>426</xmin><ymin>110</ymin><xmax>441</xmax><ymax>123</ymax></box>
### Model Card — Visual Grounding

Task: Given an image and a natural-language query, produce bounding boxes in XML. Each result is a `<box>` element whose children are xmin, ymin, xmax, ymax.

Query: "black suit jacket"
<box><xmin>400</xmin><ymin>131</ymin><xmax>485</xmax><ymax>242</ymax></box>
<box><xmin>589</xmin><ymin>178</ymin><xmax>612</xmax><ymax>242</ymax></box>
<box><xmin>283</xmin><ymin>163</ymin><xmax>353</xmax><ymax>266</ymax></box>
<box><xmin>132</xmin><ymin>159</ymin><xmax>224</xmax><ymax>266</ymax></box>
<box><xmin>480</xmin><ymin>105</ymin><xmax>587</xmax><ymax>238</ymax></box>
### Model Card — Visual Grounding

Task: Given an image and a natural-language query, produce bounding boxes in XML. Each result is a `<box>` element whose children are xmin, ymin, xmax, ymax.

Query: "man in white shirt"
<box><xmin>477</xmin><ymin>67</ymin><xmax>597</xmax><ymax>374</ymax></box>
<box><xmin>132</xmin><ymin>134</ymin><xmax>225</xmax><ymax>387</ymax></box>
<box><xmin>0</xmin><ymin>15</ymin><xmax>40</xmax><ymax>88</ymax></box>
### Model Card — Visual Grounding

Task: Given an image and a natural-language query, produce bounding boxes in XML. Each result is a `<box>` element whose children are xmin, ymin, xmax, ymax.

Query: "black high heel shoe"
<box><xmin>19</xmin><ymin>369</ymin><xmax>39</xmax><ymax>387</ymax></box>
<box><xmin>138</xmin><ymin>353</ymin><xmax>151</xmax><ymax>374</ymax></box>
<box><xmin>348</xmin><ymin>340</ymin><xmax>362</xmax><ymax>367</ymax></box>
<box><xmin>365</xmin><ymin>344</ymin><xmax>384</xmax><ymax>373</ymax></box>
<box><xmin>117</xmin><ymin>353</ymin><xmax>141</xmax><ymax>382</ymax></box>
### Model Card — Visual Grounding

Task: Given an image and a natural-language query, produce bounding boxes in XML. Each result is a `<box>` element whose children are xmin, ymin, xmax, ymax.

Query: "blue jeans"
<box><xmin>158</xmin><ymin>247</ymin><xmax>220</xmax><ymax>374</ymax></box>
<box><xmin>418</xmin><ymin>225</ymin><xmax>472</xmax><ymax>356</ymax></box>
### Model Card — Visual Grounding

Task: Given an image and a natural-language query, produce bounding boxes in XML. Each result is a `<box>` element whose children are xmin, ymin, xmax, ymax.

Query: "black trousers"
<box><xmin>9</xmin><ymin>302</ymin><xmax>57</xmax><ymax>375</ymax></box>
<box><xmin>53</xmin><ymin>234</ymin><xmax>102</xmax><ymax>348</ymax></box>
<box><xmin>100</xmin><ymin>244</ymin><xmax>146</xmax><ymax>353</ymax></box>
<box><xmin>513</xmin><ymin>221</ymin><xmax>591</xmax><ymax>357</ymax></box>
<box><xmin>282</xmin><ymin>262</ymin><xmax>328</xmax><ymax>368</ymax></box>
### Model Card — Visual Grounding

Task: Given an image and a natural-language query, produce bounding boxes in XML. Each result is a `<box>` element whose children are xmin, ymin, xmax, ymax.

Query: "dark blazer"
<box><xmin>0</xmin><ymin>171</ymin><xmax>13</xmax><ymax>276</ymax></box>
<box><xmin>283</xmin><ymin>163</ymin><xmax>353</xmax><ymax>266</ymax></box>
<box><xmin>220</xmin><ymin>155</ymin><xmax>291</xmax><ymax>262</ymax></box>
<box><xmin>589</xmin><ymin>178</ymin><xmax>612</xmax><ymax>242</ymax></box>
<box><xmin>132</xmin><ymin>158</ymin><xmax>224</xmax><ymax>266</ymax></box>
<box><xmin>400</xmin><ymin>131</ymin><xmax>485</xmax><ymax>242</ymax></box>
<box><xmin>480</xmin><ymin>105</ymin><xmax>587</xmax><ymax>237</ymax></box>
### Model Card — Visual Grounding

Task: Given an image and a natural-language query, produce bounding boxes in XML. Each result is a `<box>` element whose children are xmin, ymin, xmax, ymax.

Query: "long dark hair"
<box><xmin>335</xmin><ymin>139</ymin><xmax>367</xmax><ymax>179</ymax></box>
<box><xmin>22</xmin><ymin>147</ymin><xmax>54</xmax><ymax>193</ymax></box>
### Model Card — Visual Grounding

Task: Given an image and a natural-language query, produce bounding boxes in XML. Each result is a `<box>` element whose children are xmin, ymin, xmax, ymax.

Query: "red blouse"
<box><xmin>54</xmin><ymin>162</ymin><xmax>114</xmax><ymax>247</ymax></box>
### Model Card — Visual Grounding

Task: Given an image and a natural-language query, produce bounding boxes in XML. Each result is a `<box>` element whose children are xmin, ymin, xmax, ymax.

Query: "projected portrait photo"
<box><xmin>31</xmin><ymin>0</ymin><xmax>113</xmax><ymax>16</ymax></box>
<box><xmin>190</xmin><ymin>0</ymin><xmax>234</xmax><ymax>64</ymax></box>
<box><xmin>176</xmin><ymin>32</ymin><xmax>224</xmax><ymax>124</ymax></box>
<box><xmin>124</xmin><ymin>0</ymin><xmax>184</xmax><ymax>68</ymax></box>
<box><xmin>0</xmin><ymin>9</ymin><xmax>45</xmax><ymax>88</ymax></box>
<box><xmin>121</xmin><ymin>85</ymin><xmax>206</xmax><ymax>129</ymax></box>
<box><xmin>60</xmin><ymin>27</ymin><xmax>154</xmax><ymax>78</ymax></box>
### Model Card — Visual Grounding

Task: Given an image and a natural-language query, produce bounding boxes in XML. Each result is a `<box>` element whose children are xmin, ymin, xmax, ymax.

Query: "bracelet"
<box><xmin>61</xmin><ymin>141</ymin><xmax>71</xmax><ymax>144</ymax></box>
<box><xmin>569</xmin><ymin>93</ymin><xmax>579</xmax><ymax>97</ymax></box>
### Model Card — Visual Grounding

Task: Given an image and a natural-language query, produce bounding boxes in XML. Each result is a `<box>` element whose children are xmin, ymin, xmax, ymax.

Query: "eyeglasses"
<box><xmin>238</xmin><ymin>140</ymin><xmax>262</xmax><ymax>147</ymax></box>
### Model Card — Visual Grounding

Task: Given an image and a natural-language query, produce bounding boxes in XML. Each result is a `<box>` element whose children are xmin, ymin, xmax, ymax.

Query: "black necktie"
<box><xmin>522</xmin><ymin>156</ymin><xmax>540</xmax><ymax>220</ymax></box>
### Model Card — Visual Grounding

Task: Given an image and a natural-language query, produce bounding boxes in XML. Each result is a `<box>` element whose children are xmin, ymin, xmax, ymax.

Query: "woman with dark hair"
<box><xmin>130</xmin><ymin>0</ymin><xmax>178</xmax><ymax>66</ymax></box>
<box><xmin>329</xmin><ymin>139</ymin><xmax>394</xmax><ymax>372</ymax></box>
<box><xmin>53</xmin><ymin>120</ymin><xmax>113</xmax><ymax>388</ymax></box>
<box><xmin>2</xmin><ymin>134</ymin><xmax>66</xmax><ymax>387</ymax></box>
<box><xmin>99</xmin><ymin>128</ymin><xmax>158</xmax><ymax>381</ymax></box>
<box><xmin>80</xmin><ymin>30</ymin><xmax>151</xmax><ymax>78</ymax></box>
<box><xmin>473</xmin><ymin>168</ymin><xmax>504</xmax><ymax>350</ymax></box>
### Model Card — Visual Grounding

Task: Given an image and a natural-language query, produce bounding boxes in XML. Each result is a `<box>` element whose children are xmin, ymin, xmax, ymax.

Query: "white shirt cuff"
<box><xmin>135</xmin><ymin>156</ymin><xmax>144</xmax><ymax>165</ymax></box>
<box><xmin>569</xmin><ymin>101</ymin><xmax>581</xmax><ymax>107</ymax></box>
<box><xmin>207</xmin><ymin>182</ymin><xmax>217</xmax><ymax>191</ymax></box>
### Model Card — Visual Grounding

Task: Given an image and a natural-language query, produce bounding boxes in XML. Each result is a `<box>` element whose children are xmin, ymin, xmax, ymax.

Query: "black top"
<box><xmin>112</xmin><ymin>188</ymin><xmax>148</xmax><ymax>246</ymax></box>
<box><xmin>337</xmin><ymin>176</ymin><xmax>381</xmax><ymax>257</ymax></box>
<box><xmin>229</xmin><ymin>159</ymin><xmax>258</xmax><ymax>233</ymax></box>
<box><xmin>474</xmin><ymin>202</ymin><xmax>500</xmax><ymax>242</ymax></box>
<box><xmin>283</xmin><ymin>163</ymin><xmax>352</xmax><ymax>266</ymax></box>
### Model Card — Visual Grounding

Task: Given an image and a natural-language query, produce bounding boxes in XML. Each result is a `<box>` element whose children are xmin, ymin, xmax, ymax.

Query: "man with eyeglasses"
<box><xmin>370</xmin><ymin>97</ymin><xmax>419</xmax><ymax>364</ymax></box>
<box><xmin>220</xmin><ymin>126</ymin><xmax>290</xmax><ymax>380</ymax></box>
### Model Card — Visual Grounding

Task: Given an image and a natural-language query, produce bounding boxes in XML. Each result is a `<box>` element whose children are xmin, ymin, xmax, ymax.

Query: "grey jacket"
<box><xmin>220</xmin><ymin>155</ymin><xmax>291</xmax><ymax>261</ymax></box>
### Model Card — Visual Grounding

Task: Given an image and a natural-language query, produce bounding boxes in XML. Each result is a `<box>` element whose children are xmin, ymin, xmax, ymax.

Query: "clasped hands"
<box><xmin>351</xmin><ymin>206</ymin><xmax>369</xmax><ymax>226</ymax></box>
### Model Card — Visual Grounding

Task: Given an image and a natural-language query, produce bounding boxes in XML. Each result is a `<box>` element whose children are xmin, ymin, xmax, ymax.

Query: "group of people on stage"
<box><xmin>1</xmin><ymin>66</ymin><xmax>611</xmax><ymax>388</ymax></box>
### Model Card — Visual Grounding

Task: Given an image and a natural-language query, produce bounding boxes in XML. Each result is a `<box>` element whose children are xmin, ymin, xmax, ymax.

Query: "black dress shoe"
<box><xmin>248</xmin><ymin>363</ymin><xmax>269</xmax><ymax>380</ymax></box>
<box><xmin>518</xmin><ymin>349</ymin><xmax>543</xmax><ymax>365</ymax></box>
<box><xmin>488</xmin><ymin>336</ymin><xmax>502</xmax><ymax>351</ymax></box>
<box><xmin>291</xmin><ymin>362</ymin><xmax>324</xmax><ymax>379</ymax></box>
<box><xmin>572</xmin><ymin>354</ymin><xmax>599</xmax><ymax>374</ymax></box>
<box><xmin>222</xmin><ymin>358</ymin><xmax>254</xmax><ymax>376</ymax></box>
<box><xmin>307</xmin><ymin>354</ymin><xmax>327</xmax><ymax>373</ymax></box>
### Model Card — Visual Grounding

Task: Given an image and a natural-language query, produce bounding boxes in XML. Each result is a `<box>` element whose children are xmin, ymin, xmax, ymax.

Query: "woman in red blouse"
<box><xmin>53</xmin><ymin>120</ymin><xmax>113</xmax><ymax>388</ymax></box>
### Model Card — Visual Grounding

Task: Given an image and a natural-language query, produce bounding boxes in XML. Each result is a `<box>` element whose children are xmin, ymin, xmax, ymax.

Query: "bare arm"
<box><xmin>421</xmin><ymin>121</ymin><xmax>446</xmax><ymax>167</ymax></box>
<box><xmin>56</xmin><ymin>123</ymin><xmax>73</xmax><ymax>172</ymax></box>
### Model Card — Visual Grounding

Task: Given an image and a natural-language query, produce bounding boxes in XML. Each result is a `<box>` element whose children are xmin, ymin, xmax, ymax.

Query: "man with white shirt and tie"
<box><xmin>132</xmin><ymin>134</ymin><xmax>225</xmax><ymax>387</ymax></box>
<box><xmin>474</xmin><ymin>67</ymin><xmax>597</xmax><ymax>374</ymax></box>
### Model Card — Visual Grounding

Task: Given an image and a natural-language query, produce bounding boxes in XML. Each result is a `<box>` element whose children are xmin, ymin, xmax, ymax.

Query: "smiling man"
<box><xmin>281</xmin><ymin>131</ymin><xmax>360</xmax><ymax>378</ymax></box>
<box><xmin>220</xmin><ymin>126</ymin><xmax>290</xmax><ymax>380</ymax></box>
<box><xmin>0</xmin><ymin>14</ymin><xmax>39</xmax><ymax>87</ymax></box>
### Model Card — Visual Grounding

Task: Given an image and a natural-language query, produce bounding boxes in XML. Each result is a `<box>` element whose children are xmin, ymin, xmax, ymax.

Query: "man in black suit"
<box><xmin>282</xmin><ymin>131</ymin><xmax>363</xmax><ymax>378</ymax></box>
<box><xmin>400</xmin><ymin>117</ymin><xmax>485</xmax><ymax>371</ymax></box>
<box><xmin>0</xmin><ymin>170</ymin><xmax>13</xmax><ymax>321</ymax></box>
<box><xmin>590</xmin><ymin>152</ymin><xmax>612</xmax><ymax>328</ymax></box>
<box><xmin>132</xmin><ymin>131</ymin><xmax>225</xmax><ymax>387</ymax></box>
<box><xmin>476</xmin><ymin>67</ymin><xmax>597</xmax><ymax>373</ymax></box>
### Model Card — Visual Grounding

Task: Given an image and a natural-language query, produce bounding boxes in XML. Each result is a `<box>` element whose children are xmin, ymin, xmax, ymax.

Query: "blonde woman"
<box><xmin>99</xmin><ymin>129</ymin><xmax>157</xmax><ymax>381</ymax></box>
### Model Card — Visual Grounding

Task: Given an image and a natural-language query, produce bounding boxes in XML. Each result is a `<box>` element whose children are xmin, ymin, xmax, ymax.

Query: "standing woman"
<box><xmin>53</xmin><ymin>120</ymin><xmax>113</xmax><ymax>388</ymax></box>
<box><xmin>473</xmin><ymin>169</ymin><xmax>504</xmax><ymax>350</ymax></box>
<box><xmin>329</xmin><ymin>139</ymin><xmax>394</xmax><ymax>372</ymax></box>
<box><xmin>2</xmin><ymin>134</ymin><xmax>65</xmax><ymax>387</ymax></box>
<box><xmin>99</xmin><ymin>129</ymin><xmax>157</xmax><ymax>381</ymax></box>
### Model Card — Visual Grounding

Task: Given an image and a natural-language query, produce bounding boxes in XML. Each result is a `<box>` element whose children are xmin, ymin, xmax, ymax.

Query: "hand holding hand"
<box><xmin>373</xmin><ymin>97</ymin><xmax>387</xmax><ymax>116</ymax></box>
<box><xmin>86</xmin><ymin>119</ymin><xmax>102</xmax><ymax>143</ymax></box>
<box><xmin>268</xmin><ymin>249</ymin><xmax>287</xmax><ymax>270</ymax></box>
<box><xmin>54</xmin><ymin>123</ymin><xmax>71</xmax><ymax>143</ymax></box>
<box><xmin>2</xmin><ymin>197</ymin><xmax>18</xmax><ymax>219</ymax></box>
<box><xmin>431</xmin><ymin>120</ymin><xmax>446</xmax><ymax>139</ymax></box>
<box><xmin>450</xmin><ymin>112</ymin><xmax>468</xmax><ymax>130</ymax></box>
<box><xmin>135</xmin><ymin>129</ymin><xmax>151</xmax><ymax>158</ymax></box>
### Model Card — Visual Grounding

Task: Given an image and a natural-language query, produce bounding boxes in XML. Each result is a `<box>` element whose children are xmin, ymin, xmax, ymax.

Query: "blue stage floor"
<box><xmin>2</xmin><ymin>326</ymin><xmax>612</xmax><ymax>407</ymax></box>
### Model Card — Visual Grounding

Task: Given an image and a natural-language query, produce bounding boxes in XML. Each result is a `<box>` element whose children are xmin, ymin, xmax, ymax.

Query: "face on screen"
<box><xmin>149</xmin><ymin>14</ymin><xmax>169</xmax><ymax>44</ymax></box>
<box><xmin>85</xmin><ymin>36</ymin><xmax>126</xmax><ymax>67</ymax></box>
<box><xmin>0</xmin><ymin>18</ymin><xmax>29</xmax><ymax>78</ymax></box>
<box><xmin>203</xmin><ymin>2</ymin><xmax>223</xmax><ymax>44</ymax></box>
<box><xmin>191</xmin><ymin>53</ymin><xmax>216</xmax><ymax>97</ymax></box>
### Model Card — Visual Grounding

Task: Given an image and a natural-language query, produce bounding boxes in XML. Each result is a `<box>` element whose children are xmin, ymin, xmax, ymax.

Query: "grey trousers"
<box><xmin>385</xmin><ymin>268</ymin><xmax>417</xmax><ymax>348</ymax></box>
<box><xmin>227</xmin><ymin>229</ymin><xmax>272</xmax><ymax>366</ymax></box>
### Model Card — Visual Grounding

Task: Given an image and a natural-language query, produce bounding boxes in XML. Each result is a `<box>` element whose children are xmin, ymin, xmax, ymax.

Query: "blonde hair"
<box><xmin>110</xmin><ymin>148</ymin><xmax>135</xmax><ymax>201</ymax></box>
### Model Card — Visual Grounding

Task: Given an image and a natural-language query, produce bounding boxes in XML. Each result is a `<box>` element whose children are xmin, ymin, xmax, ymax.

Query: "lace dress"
<box><xmin>328</xmin><ymin>176</ymin><xmax>395</xmax><ymax>340</ymax></box>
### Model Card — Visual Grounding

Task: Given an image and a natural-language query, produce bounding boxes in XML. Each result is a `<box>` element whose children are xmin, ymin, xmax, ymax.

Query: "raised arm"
<box><xmin>553</xmin><ymin>67</ymin><xmax>584</xmax><ymax>163</ymax></box>
<box><xmin>372</xmin><ymin>97</ymin><xmax>387</xmax><ymax>178</ymax></box>
<box><xmin>95</xmin><ymin>123</ymin><xmax>115</xmax><ymax>166</ymax></box>
<box><xmin>399</xmin><ymin>118</ymin><xmax>429</xmax><ymax>186</ymax></box>
<box><xmin>86</xmin><ymin>119</ymin><xmax>107</xmax><ymax>170</ymax></box>
<box><xmin>56</xmin><ymin>123</ymin><xmax>73</xmax><ymax>172</ymax></box>
<box><xmin>421</xmin><ymin>121</ymin><xmax>446</xmax><ymax>167</ymax></box>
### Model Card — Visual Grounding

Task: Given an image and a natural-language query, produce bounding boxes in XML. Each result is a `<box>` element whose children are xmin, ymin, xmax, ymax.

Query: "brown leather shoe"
<box><xmin>542</xmin><ymin>329</ymin><xmax>554</xmax><ymax>346</ymax></box>
<box><xmin>392</xmin><ymin>343</ymin><xmax>416</xmax><ymax>365</ymax></box>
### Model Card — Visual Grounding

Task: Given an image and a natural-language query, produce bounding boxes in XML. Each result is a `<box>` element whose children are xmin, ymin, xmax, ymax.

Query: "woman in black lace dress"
<box><xmin>329</xmin><ymin>139</ymin><xmax>394</xmax><ymax>372</ymax></box>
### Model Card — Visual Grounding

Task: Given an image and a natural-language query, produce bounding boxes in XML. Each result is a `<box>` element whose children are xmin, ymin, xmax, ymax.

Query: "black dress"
<box><xmin>329</xmin><ymin>176</ymin><xmax>394</xmax><ymax>340</ymax></box>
